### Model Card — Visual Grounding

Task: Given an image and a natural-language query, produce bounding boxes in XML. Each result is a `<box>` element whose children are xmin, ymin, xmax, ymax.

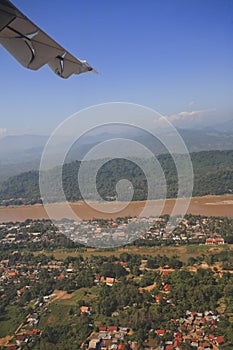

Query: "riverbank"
<box><xmin>0</xmin><ymin>194</ymin><xmax>233</xmax><ymax>222</ymax></box>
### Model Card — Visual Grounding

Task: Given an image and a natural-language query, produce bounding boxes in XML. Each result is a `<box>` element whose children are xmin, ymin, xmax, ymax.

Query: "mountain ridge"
<box><xmin>1</xmin><ymin>150</ymin><xmax>233</xmax><ymax>206</ymax></box>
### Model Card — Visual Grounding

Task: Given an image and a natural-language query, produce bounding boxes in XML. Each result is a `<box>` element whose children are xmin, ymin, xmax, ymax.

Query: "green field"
<box><xmin>0</xmin><ymin>305</ymin><xmax>26</xmax><ymax>338</ymax></box>
<box><xmin>34</xmin><ymin>244</ymin><xmax>233</xmax><ymax>263</ymax></box>
<box><xmin>39</xmin><ymin>287</ymin><xmax>98</xmax><ymax>328</ymax></box>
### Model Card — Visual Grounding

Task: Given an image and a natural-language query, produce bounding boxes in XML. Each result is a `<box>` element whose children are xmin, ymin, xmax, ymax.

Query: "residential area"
<box><xmin>0</xmin><ymin>215</ymin><xmax>233</xmax><ymax>349</ymax></box>
<box><xmin>1</xmin><ymin>214</ymin><xmax>230</xmax><ymax>251</ymax></box>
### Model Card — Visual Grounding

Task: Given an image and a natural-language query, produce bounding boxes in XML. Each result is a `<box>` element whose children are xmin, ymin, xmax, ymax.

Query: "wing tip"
<box><xmin>89</xmin><ymin>67</ymin><xmax>99</xmax><ymax>74</ymax></box>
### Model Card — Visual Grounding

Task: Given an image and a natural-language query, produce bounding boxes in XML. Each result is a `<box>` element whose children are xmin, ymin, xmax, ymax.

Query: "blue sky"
<box><xmin>0</xmin><ymin>0</ymin><xmax>233</xmax><ymax>135</ymax></box>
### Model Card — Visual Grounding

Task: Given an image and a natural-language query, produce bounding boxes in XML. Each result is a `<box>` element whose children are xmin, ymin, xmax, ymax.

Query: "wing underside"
<box><xmin>0</xmin><ymin>0</ymin><xmax>95</xmax><ymax>78</ymax></box>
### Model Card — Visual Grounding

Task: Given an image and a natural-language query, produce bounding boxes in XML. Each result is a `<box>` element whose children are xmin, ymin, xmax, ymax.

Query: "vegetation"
<box><xmin>1</xmin><ymin>150</ymin><xmax>233</xmax><ymax>205</ymax></box>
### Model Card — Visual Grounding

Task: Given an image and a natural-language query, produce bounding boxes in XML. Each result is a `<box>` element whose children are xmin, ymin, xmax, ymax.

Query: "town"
<box><xmin>0</xmin><ymin>215</ymin><xmax>233</xmax><ymax>349</ymax></box>
<box><xmin>1</xmin><ymin>214</ymin><xmax>231</xmax><ymax>251</ymax></box>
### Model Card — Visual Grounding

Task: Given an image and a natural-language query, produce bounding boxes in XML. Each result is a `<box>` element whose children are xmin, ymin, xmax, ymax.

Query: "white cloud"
<box><xmin>161</xmin><ymin>108</ymin><xmax>216</xmax><ymax>122</ymax></box>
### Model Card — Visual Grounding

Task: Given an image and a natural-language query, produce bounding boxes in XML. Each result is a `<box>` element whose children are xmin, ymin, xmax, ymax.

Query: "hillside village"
<box><xmin>0</xmin><ymin>216</ymin><xmax>233</xmax><ymax>349</ymax></box>
<box><xmin>84</xmin><ymin>309</ymin><xmax>225</xmax><ymax>350</ymax></box>
<box><xmin>0</xmin><ymin>250</ymin><xmax>231</xmax><ymax>350</ymax></box>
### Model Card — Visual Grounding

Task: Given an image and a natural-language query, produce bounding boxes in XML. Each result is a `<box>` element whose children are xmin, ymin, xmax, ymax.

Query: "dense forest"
<box><xmin>0</xmin><ymin>150</ymin><xmax>233</xmax><ymax>205</ymax></box>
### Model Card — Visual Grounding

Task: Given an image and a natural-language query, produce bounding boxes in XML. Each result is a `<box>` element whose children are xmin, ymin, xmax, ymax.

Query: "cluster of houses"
<box><xmin>57</xmin><ymin>215</ymin><xmax>227</xmax><ymax>247</ymax></box>
<box><xmin>84</xmin><ymin>326</ymin><xmax>137</xmax><ymax>350</ymax></box>
<box><xmin>80</xmin><ymin>309</ymin><xmax>225</xmax><ymax>350</ymax></box>
<box><xmin>0</xmin><ymin>315</ymin><xmax>41</xmax><ymax>350</ymax></box>
<box><xmin>0</xmin><ymin>215</ymin><xmax>226</xmax><ymax>249</ymax></box>
<box><xmin>154</xmin><ymin>310</ymin><xmax>225</xmax><ymax>350</ymax></box>
<box><xmin>144</xmin><ymin>217</ymin><xmax>226</xmax><ymax>246</ymax></box>
<box><xmin>56</xmin><ymin>217</ymin><xmax>153</xmax><ymax>247</ymax></box>
<box><xmin>83</xmin><ymin>310</ymin><xmax>225</xmax><ymax>350</ymax></box>
<box><xmin>0</xmin><ymin>257</ymin><xmax>36</xmax><ymax>288</ymax></box>
<box><xmin>0</xmin><ymin>255</ymin><xmax>69</xmax><ymax>288</ymax></box>
<box><xmin>0</xmin><ymin>220</ymin><xmax>58</xmax><ymax>249</ymax></box>
<box><xmin>0</xmin><ymin>217</ymin><xmax>229</xmax><ymax>349</ymax></box>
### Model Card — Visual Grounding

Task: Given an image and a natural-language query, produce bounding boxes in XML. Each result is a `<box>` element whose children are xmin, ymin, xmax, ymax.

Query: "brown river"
<box><xmin>0</xmin><ymin>195</ymin><xmax>233</xmax><ymax>222</ymax></box>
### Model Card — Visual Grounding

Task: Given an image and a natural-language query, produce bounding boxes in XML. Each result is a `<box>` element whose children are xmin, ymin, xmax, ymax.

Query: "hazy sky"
<box><xmin>0</xmin><ymin>0</ymin><xmax>233</xmax><ymax>135</ymax></box>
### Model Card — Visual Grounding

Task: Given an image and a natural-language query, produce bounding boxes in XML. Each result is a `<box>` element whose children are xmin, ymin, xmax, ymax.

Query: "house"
<box><xmin>110</xmin><ymin>345</ymin><xmax>118</xmax><ymax>349</ymax></box>
<box><xmin>80</xmin><ymin>306</ymin><xmax>91</xmax><ymax>314</ymax></box>
<box><xmin>162</xmin><ymin>269</ymin><xmax>174</xmax><ymax>277</ymax></box>
<box><xmin>4</xmin><ymin>345</ymin><xmax>17</xmax><ymax>350</ymax></box>
<box><xmin>215</xmin><ymin>237</ymin><xmax>225</xmax><ymax>244</ymax></box>
<box><xmin>174</xmin><ymin>332</ymin><xmax>183</xmax><ymax>343</ymax></box>
<box><xmin>23</xmin><ymin>329</ymin><xmax>40</xmax><ymax>336</ymax></box>
<box><xmin>173</xmin><ymin>340</ymin><xmax>180</xmax><ymax>348</ymax></box>
<box><xmin>156</xmin><ymin>330</ymin><xmax>165</xmax><ymax>336</ymax></box>
<box><xmin>27</xmin><ymin>313</ymin><xmax>39</xmax><ymax>326</ymax></box>
<box><xmin>95</xmin><ymin>274</ymin><xmax>101</xmax><ymax>283</ymax></box>
<box><xmin>58</xmin><ymin>274</ymin><xmax>65</xmax><ymax>280</ymax></box>
<box><xmin>112</xmin><ymin>311</ymin><xmax>119</xmax><ymax>317</ymax></box>
<box><xmin>215</xmin><ymin>336</ymin><xmax>225</xmax><ymax>346</ymax></box>
<box><xmin>89</xmin><ymin>339</ymin><xmax>99</xmax><ymax>349</ymax></box>
<box><xmin>106</xmin><ymin>277</ymin><xmax>115</xmax><ymax>286</ymax></box>
<box><xmin>118</xmin><ymin>345</ymin><xmax>125</xmax><ymax>350</ymax></box>
<box><xmin>16</xmin><ymin>334</ymin><xmax>24</xmax><ymax>341</ymax></box>
<box><xmin>108</xmin><ymin>326</ymin><xmax>118</xmax><ymax>332</ymax></box>
<box><xmin>205</xmin><ymin>238</ymin><xmax>224</xmax><ymax>245</ymax></box>
<box><xmin>17</xmin><ymin>287</ymin><xmax>25</xmax><ymax>296</ymax></box>
<box><xmin>165</xmin><ymin>345</ymin><xmax>173</xmax><ymax>350</ymax></box>
<box><xmin>163</xmin><ymin>284</ymin><xmax>170</xmax><ymax>292</ymax></box>
<box><xmin>8</xmin><ymin>271</ymin><xmax>18</xmax><ymax>278</ymax></box>
<box><xmin>190</xmin><ymin>340</ymin><xmax>199</xmax><ymax>348</ymax></box>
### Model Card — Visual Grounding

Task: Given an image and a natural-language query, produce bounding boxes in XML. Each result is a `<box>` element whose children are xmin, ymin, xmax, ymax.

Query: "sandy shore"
<box><xmin>0</xmin><ymin>194</ymin><xmax>233</xmax><ymax>222</ymax></box>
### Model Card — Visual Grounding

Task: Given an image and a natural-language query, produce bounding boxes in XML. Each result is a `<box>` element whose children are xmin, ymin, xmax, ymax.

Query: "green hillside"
<box><xmin>0</xmin><ymin>150</ymin><xmax>233</xmax><ymax>205</ymax></box>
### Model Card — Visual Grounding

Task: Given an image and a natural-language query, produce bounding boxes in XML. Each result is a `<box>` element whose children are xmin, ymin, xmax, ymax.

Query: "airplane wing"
<box><xmin>0</xmin><ymin>0</ymin><xmax>95</xmax><ymax>78</ymax></box>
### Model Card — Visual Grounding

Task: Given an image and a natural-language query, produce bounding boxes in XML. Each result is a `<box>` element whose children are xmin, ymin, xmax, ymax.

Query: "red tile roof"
<box><xmin>216</xmin><ymin>336</ymin><xmax>224</xmax><ymax>344</ymax></box>
<box><xmin>165</xmin><ymin>345</ymin><xmax>173</xmax><ymax>350</ymax></box>
<box><xmin>174</xmin><ymin>340</ymin><xmax>180</xmax><ymax>347</ymax></box>
<box><xmin>163</xmin><ymin>284</ymin><xmax>170</xmax><ymax>292</ymax></box>
<box><xmin>80</xmin><ymin>306</ymin><xmax>90</xmax><ymax>313</ymax></box>
<box><xmin>106</xmin><ymin>277</ymin><xmax>115</xmax><ymax>284</ymax></box>
<box><xmin>156</xmin><ymin>330</ymin><xmax>165</xmax><ymax>336</ymax></box>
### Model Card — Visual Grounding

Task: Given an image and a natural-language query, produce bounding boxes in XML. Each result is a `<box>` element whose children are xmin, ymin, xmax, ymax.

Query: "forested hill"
<box><xmin>0</xmin><ymin>150</ymin><xmax>233</xmax><ymax>205</ymax></box>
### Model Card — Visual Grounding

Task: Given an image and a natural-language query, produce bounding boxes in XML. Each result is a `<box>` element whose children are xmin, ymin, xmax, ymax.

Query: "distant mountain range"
<box><xmin>1</xmin><ymin>119</ymin><xmax>233</xmax><ymax>182</ymax></box>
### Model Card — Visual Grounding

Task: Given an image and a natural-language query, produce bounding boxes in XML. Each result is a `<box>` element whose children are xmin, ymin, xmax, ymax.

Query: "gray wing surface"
<box><xmin>0</xmin><ymin>0</ymin><xmax>95</xmax><ymax>78</ymax></box>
